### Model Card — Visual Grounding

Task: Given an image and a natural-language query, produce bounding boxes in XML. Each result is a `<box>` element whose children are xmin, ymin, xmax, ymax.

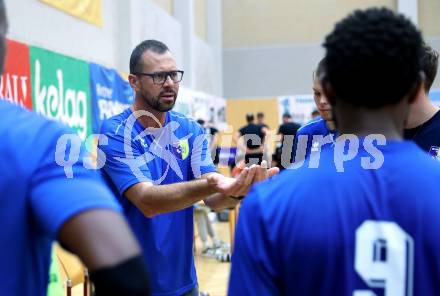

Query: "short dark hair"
<box><xmin>246</xmin><ymin>113</ymin><xmax>254</xmax><ymax>123</ymax></box>
<box><xmin>257</xmin><ymin>112</ymin><xmax>264</xmax><ymax>118</ymax></box>
<box><xmin>282</xmin><ymin>113</ymin><xmax>292</xmax><ymax>118</ymax></box>
<box><xmin>196</xmin><ymin>119</ymin><xmax>205</xmax><ymax>126</ymax></box>
<box><xmin>130</xmin><ymin>40</ymin><xmax>169</xmax><ymax>74</ymax></box>
<box><xmin>421</xmin><ymin>43</ymin><xmax>439</xmax><ymax>93</ymax></box>
<box><xmin>323</xmin><ymin>8</ymin><xmax>423</xmax><ymax>108</ymax></box>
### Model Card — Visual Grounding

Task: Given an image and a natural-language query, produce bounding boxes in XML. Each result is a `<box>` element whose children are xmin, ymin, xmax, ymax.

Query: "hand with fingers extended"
<box><xmin>251</xmin><ymin>160</ymin><xmax>279</xmax><ymax>183</ymax></box>
<box><xmin>231</xmin><ymin>160</ymin><xmax>279</xmax><ymax>184</ymax></box>
<box><xmin>207</xmin><ymin>161</ymin><xmax>279</xmax><ymax>198</ymax></box>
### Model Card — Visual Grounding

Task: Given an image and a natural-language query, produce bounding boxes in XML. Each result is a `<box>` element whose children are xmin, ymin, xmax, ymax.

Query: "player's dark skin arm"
<box><xmin>57</xmin><ymin>209</ymin><xmax>142</xmax><ymax>271</ymax></box>
<box><xmin>58</xmin><ymin>209</ymin><xmax>151</xmax><ymax>295</ymax></box>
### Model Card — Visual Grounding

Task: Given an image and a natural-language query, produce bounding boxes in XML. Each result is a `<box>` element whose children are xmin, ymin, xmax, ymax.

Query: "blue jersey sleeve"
<box><xmin>228</xmin><ymin>188</ymin><xmax>280</xmax><ymax>296</ymax></box>
<box><xmin>292</xmin><ymin>126</ymin><xmax>313</xmax><ymax>165</ymax></box>
<box><xmin>99</xmin><ymin>120</ymin><xmax>153</xmax><ymax>196</ymax></box>
<box><xmin>28</xmin><ymin>121</ymin><xmax>121</xmax><ymax>238</ymax></box>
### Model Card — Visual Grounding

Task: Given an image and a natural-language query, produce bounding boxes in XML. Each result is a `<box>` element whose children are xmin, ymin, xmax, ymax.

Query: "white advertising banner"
<box><xmin>278</xmin><ymin>94</ymin><xmax>316</xmax><ymax>124</ymax></box>
<box><xmin>176</xmin><ymin>86</ymin><xmax>227</xmax><ymax>130</ymax></box>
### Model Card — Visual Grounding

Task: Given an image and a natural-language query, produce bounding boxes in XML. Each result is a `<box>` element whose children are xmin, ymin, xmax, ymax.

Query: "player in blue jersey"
<box><xmin>284</xmin><ymin>58</ymin><xmax>337</xmax><ymax>169</ymax></box>
<box><xmin>99</xmin><ymin>39</ymin><xmax>278</xmax><ymax>296</ymax></box>
<box><xmin>0</xmin><ymin>2</ymin><xmax>151</xmax><ymax>295</ymax></box>
<box><xmin>404</xmin><ymin>44</ymin><xmax>440</xmax><ymax>159</ymax></box>
<box><xmin>229</xmin><ymin>7</ymin><xmax>440</xmax><ymax>296</ymax></box>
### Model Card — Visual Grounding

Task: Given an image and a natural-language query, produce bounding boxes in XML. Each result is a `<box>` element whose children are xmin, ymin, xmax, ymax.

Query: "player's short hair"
<box><xmin>323</xmin><ymin>8</ymin><xmax>423</xmax><ymax>108</ymax></box>
<box><xmin>130</xmin><ymin>40</ymin><xmax>169</xmax><ymax>74</ymax></box>
<box><xmin>246</xmin><ymin>113</ymin><xmax>254</xmax><ymax>123</ymax></box>
<box><xmin>421</xmin><ymin>43</ymin><xmax>439</xmax><ymax>93</ymax></box>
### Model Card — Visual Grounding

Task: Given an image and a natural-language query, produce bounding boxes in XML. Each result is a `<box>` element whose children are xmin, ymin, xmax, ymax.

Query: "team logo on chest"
<box><xmin>171</xmin><ymin>139</ymin><xmax>190</xmax><ymax>160</ymax></box>
<box><xmin>429</xmin><ymin>146</ymin><xmax>440</xmax><ymax>161</ymax></box>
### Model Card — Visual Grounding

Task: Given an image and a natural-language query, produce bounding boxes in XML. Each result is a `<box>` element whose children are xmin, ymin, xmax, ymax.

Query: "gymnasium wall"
<box><xmin>223</xmin><ymin>0</ymin><xmax>440</xmax><ymax>98</ymax></box>
<box><xmin>222</xmin><ymin>0</ymin><xmax>396</xmax><ymax>47</ymax></box>
<box><xmin>419</xmin><ymin>0</ymin><xmax>440</xmax><ymax>36</ymax></box>
<box><xmin>151</xmin><ymin>0</ymin><xmax>173</xmax><ymax>15</ymax></box>
<box><xmin>5</xmin><ymin>0</ymin><xmax>118</xmax><ymax>70</ymax></box>
<box><xmin>117</xmin><ymin>0</ymin><xmax>183</xmax><ymax>74</ymax></box>
<box><xmin>223</xmin><ymin>44</ymin><xmax>324</xmax><ymax>98</ymax></box>
<box><xmin>5</xmin><ymin>0</ymin><xmax>222</xmax><ymax>96</ymax></box>
<box><xmin>194</xmin><ymin>0</ymin><xmax>208</xmax><ymax>41</ymax></box>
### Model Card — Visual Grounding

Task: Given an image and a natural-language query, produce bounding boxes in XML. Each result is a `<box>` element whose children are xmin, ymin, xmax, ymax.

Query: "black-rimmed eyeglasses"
<box><xmin>133</xmin><ymin>70</ymin><xmax>184</xmax><ymax>85</ymax></box>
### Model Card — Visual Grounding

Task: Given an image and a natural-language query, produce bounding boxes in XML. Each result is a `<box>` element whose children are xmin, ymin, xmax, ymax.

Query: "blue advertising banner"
<box><xmin>89</xmin><ymin>63</ymin><xmax>134</xmax><ymax>133</ymax></box>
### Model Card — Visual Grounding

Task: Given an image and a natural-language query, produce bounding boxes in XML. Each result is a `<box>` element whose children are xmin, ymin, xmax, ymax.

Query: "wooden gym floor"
<box><xmin>71</xmin><ymin>221</ymin><xmax>232</xmax><ymax>296</ymax></box>
<box><xmin>195</xmin><ymin>221</ymin><xmax>231</xmax><ymax>296</ymax></box>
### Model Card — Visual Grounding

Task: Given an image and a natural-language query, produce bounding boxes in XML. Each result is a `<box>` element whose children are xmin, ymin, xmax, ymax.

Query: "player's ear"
<box><xmin>128</xmin><ymin>74</ymin><xmax>140</xmax><ymax>91</ymax></box>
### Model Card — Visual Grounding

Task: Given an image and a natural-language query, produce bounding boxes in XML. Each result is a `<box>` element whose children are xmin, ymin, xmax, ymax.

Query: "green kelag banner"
<box><xmin>30</xmin><ymin>46</ymin><xmax>92</xmax><ymax>140</ymax></box>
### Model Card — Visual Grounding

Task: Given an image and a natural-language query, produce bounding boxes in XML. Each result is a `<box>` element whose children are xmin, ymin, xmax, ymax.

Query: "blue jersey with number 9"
<box><xmin>229</xmin><ymin>139</ymin><xmax>440</xmax><ymax>296</ymax></box>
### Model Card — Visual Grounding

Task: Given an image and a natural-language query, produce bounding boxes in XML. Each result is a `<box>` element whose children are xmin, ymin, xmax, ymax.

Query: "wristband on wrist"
<box><xmin>229</xmin><ymin>195</ymin><xmax>245</xmax><ymax>201</ymax></box>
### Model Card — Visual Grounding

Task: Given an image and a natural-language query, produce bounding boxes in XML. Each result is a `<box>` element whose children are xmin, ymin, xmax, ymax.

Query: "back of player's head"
<box><xmin>323</xmin><ymin>8</ymin><xmax>423</xmax><ymax>108</ymax></box>
<box><xmin>282</xmin><ymin>113</ymin><xmax>292</xmax><ymax>119</ymax></box>
<box><xmin>246</xmin><ymin>113</ymin><xmax>254</xmax><ymax>123</ymax></box>
<box><xmin>130</xmin><ymin>39</ymin><xmax>169</xmax><ymax>74</ymax></box>
<box><xmin>421</xmin><ymin>43</ymin><xmax>439</xmax><ymax>93</ymax></box>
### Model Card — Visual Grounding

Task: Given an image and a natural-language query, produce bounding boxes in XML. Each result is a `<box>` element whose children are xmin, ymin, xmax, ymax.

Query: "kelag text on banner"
<box><xmin>30</xmin><ymin>46</ymin><xmax>92</xmax><ymax>140</ymax></box>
